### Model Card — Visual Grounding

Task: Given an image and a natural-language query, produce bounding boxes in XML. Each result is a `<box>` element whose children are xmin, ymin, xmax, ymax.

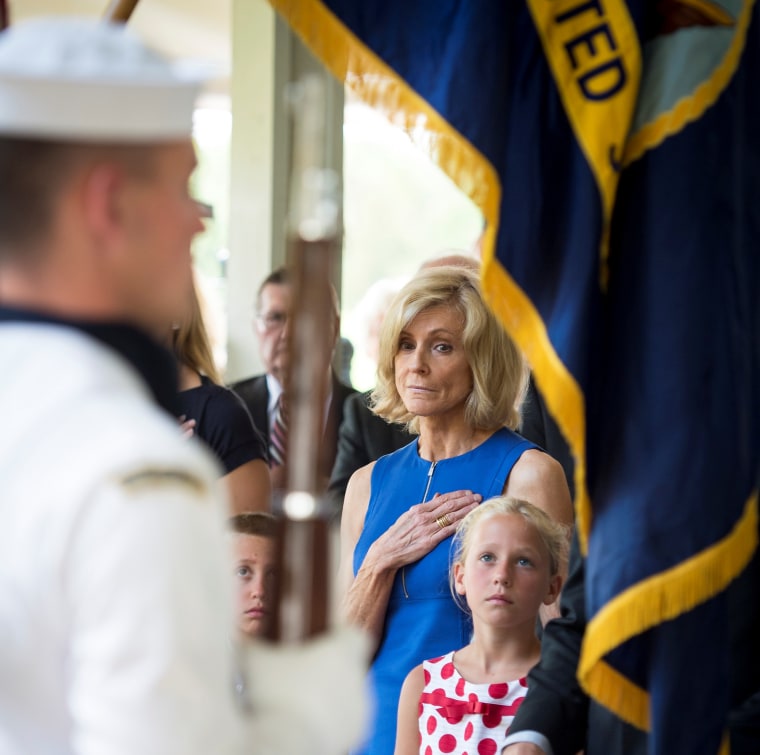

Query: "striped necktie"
<box><xmin>269</xmin><ymin>393</ymin><xmax>288</xmax><ymax>467</ymax></box>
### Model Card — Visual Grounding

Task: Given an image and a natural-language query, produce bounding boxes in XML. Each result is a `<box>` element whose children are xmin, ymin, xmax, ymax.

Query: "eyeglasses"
<box><xmin>256</xmin><ymin>311</ymin><xmax>288</xmax><ymax>332</ymax></box>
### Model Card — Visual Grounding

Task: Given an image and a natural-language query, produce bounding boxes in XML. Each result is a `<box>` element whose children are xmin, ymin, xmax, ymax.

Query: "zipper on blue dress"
<box><xmin>402</xmin><ymin>460</ymin><xmax>438</xmax><ymax>599</ymax></box>
<box><xmin>421</xmin><ymin>460</ymin><xmax>437</xmax><ymax>504</ymax></box>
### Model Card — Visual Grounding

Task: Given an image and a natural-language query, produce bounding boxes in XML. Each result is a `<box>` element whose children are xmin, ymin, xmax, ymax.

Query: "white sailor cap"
<box><xmin>0</xmin><ymin>17</ymin><xmax>206</xmax><ymax>142</ymax></box>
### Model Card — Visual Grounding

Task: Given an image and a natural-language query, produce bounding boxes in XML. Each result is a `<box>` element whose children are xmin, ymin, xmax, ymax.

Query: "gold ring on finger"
<box><xmin>435</xmin><ymin>513</ymin><xmax>452</xmax><ymax>529</ymax></box>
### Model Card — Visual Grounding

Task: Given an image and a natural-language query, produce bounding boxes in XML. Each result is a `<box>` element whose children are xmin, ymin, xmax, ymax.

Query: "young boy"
<box><xmin>229</xmin><ymin>513</ymin><xmax>280</xmax><ymax>638</ymax></box>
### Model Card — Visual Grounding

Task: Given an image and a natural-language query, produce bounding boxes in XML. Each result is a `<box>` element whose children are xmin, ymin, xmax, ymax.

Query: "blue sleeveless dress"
<box><xmin>351</xmin><ymin>427</ymin><xmax>536</xmax><ymax>755</ymax></box>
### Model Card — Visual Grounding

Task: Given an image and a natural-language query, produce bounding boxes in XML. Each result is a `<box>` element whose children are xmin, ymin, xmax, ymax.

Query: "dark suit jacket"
<box><xmin>519</xmin><ymin>376</ymin><xmax>574</xmax><ymax>497</ymax></box>
<box><xmin>327</xmin><ymin>390</ymin><xmax>413</xmax><ymax>513</ymax></box>
<box><xmin>230</xmin><ymin>371</ymin><xmax>356</xmax><ymax>486</ymax></box>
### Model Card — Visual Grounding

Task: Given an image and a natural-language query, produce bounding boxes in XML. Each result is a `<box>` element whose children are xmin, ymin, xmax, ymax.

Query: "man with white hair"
<box><xmin>0</xmin><ymin>16</ymin><xmax>365</xmax><ymax>755</ymax></box>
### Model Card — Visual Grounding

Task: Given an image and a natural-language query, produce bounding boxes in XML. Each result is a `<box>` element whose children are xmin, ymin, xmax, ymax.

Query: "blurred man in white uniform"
<box><xmin>0</xmin><ymin>17</ymin><xmax>365</xmax><ymax>755</ymax></box>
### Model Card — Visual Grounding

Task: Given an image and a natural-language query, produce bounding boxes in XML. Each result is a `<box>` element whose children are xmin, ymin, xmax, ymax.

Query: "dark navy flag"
<box><xmin>267</xmin><ymin>1</ymin><xmax>760</xmax><ymax>752</ymax></box>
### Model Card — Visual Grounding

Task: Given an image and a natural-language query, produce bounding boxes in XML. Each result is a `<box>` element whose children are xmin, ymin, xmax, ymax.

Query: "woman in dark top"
<box><xmin>174</xmin><ymin>281</ymin><xmax>271</xmax><ymax>514</ymax></box>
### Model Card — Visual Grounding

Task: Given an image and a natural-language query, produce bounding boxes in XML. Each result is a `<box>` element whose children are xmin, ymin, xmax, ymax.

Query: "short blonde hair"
<box><xmin>450</xmin><ymin>496</ymin><xmax>569</xmax><ymax>612</ymax></box>
<box><xmin>371</xmin><ymin>266</ymin><xmax>527</xmax><ymax>433</ymax></box>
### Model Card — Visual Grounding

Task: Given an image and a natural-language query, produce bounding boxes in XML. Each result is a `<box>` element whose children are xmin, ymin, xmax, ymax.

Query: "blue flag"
<box><xmin>268</xmin><ymin>1</ymin><xmax>760</xmax><ymax>752</ymax></box>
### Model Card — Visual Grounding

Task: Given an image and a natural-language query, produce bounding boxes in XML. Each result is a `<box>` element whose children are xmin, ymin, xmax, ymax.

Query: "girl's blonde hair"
<box><xmin>449</xmin><ymin>496</ymin><xmax>569</xmax><ymax>613</ymax></box>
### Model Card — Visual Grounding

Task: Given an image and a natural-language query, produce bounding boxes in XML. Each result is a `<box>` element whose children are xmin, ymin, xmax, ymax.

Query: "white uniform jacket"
<box><xmin>0</xmin><ymin>318</ymin><xmax>370</xmax><ymax>755</ymax></box>
<box><xmin>0</xmin><ymin>321</ymin><xmax>245</xmax><ymax>755</ymax></box>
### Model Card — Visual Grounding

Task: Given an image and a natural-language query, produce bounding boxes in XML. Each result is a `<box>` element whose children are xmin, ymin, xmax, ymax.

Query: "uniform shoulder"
<box><xmin>118</xmin><ymin>467</ymin><xmax>210</xmax><ymax>496</ymax></box>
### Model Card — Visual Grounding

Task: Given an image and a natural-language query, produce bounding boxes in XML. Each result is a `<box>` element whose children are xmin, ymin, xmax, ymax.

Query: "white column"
<box><xmin>226</xmin><ymin>1</ymin><xmax>344</xmax><ymax>382</ymax></box>
<box><xmin>225</xmin><ymin>0</ymin><xmax>280</xmax><ymax>381</ymax></box>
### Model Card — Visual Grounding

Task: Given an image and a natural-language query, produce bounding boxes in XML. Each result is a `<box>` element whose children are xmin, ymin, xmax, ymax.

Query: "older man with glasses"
<box><xmin>232</xmin><ymin>266</ymin><xmax>357</xmax><ymax>494</ymax></box>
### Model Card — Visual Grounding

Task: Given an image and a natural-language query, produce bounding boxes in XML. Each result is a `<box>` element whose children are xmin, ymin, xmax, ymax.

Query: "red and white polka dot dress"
<box><xmin>417</xmin><ymin>652</ymin><xmax>528</xmax><ymax>755</ymax></box>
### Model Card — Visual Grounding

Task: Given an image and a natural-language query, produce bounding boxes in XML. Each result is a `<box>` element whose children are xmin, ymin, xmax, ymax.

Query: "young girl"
<box><xmin>395</xmin><ymin>496</ymin><xmax>568</xmax><ymax>755</ymax></box>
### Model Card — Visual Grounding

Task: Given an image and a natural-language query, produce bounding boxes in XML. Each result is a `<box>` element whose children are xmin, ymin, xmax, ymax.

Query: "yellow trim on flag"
<box><xmin>583</xmin><ymin>658</ymin><xmax>650</xmax><ymax>730</ymax></box>
<box><xmin>527</xmin><ymin>0</ymin><xmax>641</xmax><ymax>289</ymax></box>
<box><xmin>480</xmin><ymin>255</ymin><xmax>591</xmax><ymax>552</ymax></box>
<box><xmin>267</xmin><ymin>0</ymin><xmax>500</xmax><ymax>217</ymax></box>
<box><xmin>624</xmin><ymin>0</ymin><xmax>753</xmax><ymax>165</ymax></box>
<box><xmin>578</xmin><ymin>491</ymin><xmax>759</xmax><ymax>730</ymax></box>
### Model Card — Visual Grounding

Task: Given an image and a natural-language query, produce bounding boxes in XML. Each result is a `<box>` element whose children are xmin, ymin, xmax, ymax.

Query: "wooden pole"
<box><xmin>275</xmin><ymin>74</ymin><xmax>339</xmax><ymax>642</ymax></box>
<box><xmin>103</xmin><ymin>0</ymin><xmax>141</xmax><ymax>23</ymax></box>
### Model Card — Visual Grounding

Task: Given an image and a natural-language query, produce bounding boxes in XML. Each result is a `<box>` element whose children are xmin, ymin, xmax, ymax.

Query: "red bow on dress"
<box><xmin>420</xmin><ymin>691</ymin><xmax>522</xmax><ymax>719</ymax></box>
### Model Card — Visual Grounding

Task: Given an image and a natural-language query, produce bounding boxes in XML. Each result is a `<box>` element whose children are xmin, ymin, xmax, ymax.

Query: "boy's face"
<box><xmin>233</xmin><ymin>533</ymin><xmax>278</xmax><ymax>638</ymax></box>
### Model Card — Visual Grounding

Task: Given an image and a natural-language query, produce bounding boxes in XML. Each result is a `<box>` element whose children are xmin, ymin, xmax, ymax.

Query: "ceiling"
<box><xmin>9</xmin><ymin>1</ymin><xmax>231</xmax><ymax>81</ymax></box>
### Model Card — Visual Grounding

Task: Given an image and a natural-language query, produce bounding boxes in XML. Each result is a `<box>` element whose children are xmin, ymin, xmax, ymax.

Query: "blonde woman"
<box><xmin>338</xmin><ymin>266</ymin><xmax>572</xmax><ymax>754</ymax></box>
